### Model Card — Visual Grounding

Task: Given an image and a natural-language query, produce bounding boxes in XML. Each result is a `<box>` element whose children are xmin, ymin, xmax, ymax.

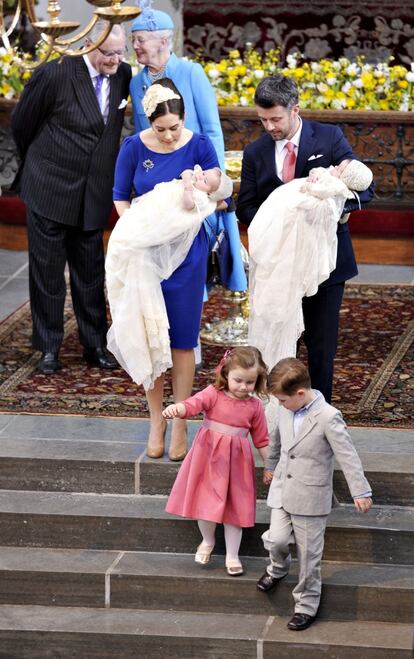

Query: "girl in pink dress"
<box><xmin>163</xmin><ymin>346</ymin><xmax>269</xmax><ymax>576</ymax></box>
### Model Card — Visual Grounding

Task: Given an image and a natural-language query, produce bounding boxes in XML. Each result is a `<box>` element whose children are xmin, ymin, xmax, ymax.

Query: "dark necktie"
<box><xmin>282</xmin><ymin>142</ymin><xmax>297</xmax><ymax>183</ymax></box>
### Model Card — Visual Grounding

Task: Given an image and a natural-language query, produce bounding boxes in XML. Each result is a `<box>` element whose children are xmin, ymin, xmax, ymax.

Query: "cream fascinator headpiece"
<box><xmin>142</xmin><ymin>84</ymin><xmax>180</xmax><ymax>118</ymax></box>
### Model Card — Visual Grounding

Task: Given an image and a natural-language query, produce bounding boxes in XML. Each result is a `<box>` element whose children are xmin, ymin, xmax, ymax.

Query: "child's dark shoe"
<box><xmin>256</xmin><ymin>571</ymin><xmax>286</xmax><ymax>591</ymax></box>
<box><xmin>287</xmin><ymin>612</ymin><xmax>316</xmax><ymax>631</ymax></box>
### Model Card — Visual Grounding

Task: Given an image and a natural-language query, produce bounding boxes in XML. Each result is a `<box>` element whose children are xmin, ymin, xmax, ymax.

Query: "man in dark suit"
<box><xmin>11</xmin><ymin>21</ymin><xmax>131</xmax><ymax>374</ymax></box>
<box><xmin>237</xmin><ymin>74</ymin><xmax>374</xmax><ymax>402</ymax></box>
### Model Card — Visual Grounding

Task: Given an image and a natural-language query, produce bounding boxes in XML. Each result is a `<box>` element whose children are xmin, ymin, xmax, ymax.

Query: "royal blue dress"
<box><xmin>130</xmin><ymin>54</ymin><xmax>247</xmax><ymax>292</ymax></box>
<box><xmin>113</xmin><ymin>132</ymin><xmax>219</xmax><ymax>349</ymax></box>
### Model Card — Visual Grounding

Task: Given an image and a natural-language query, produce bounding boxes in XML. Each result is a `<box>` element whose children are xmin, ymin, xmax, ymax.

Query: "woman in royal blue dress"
<box><xmin>112</xmin><ymin>78</ymin><xmax>227</xmax><ymax>462</ymax></box>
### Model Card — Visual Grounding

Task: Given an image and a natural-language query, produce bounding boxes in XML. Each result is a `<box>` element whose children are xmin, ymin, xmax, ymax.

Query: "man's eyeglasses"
<box><xmin>97</xmin><ymin>47</ymin><xmax>127</xmax><ymax>59</ymax></box>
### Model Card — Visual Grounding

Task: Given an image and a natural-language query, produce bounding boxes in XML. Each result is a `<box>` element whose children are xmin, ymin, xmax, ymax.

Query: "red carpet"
<box><xmin>0</xmin><ymin>284</ymin><xmax>413</xmax><ymax>428</ymax></box>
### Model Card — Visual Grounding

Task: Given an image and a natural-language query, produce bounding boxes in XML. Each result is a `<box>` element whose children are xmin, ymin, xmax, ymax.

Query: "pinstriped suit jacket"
<box><xmin>11</xmin><ymin>56</ymin><xmax>131</xmax><ymax>230</ymax></box>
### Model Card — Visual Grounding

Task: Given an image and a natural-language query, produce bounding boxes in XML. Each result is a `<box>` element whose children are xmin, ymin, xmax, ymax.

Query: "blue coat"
<box><xmin>236</xmin><ymin>120</ymin><xmax>375</xmax><ymax>285</ymax></box>
<box><xmin>130</xmin><ymin>54</ymin><xmax>247</xmax><ymax>291</ymax></box>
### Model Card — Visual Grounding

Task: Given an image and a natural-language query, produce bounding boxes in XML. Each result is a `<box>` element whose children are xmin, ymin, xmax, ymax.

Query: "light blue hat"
<box><xmin>131</xmin><ymin>6</ymin><xmax>174</xmax><ymax>32</ymax></box>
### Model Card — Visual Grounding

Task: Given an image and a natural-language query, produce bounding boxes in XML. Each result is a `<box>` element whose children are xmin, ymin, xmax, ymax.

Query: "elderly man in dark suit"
<box><xmin>11</xmin><ymin>21</ymin><xmax>131</xmax><ymax>374</ymax></box>
<box><xmin>237</xmin><ymin>74</ymin><xmax>374</xmax><ymax>403</ymax></box>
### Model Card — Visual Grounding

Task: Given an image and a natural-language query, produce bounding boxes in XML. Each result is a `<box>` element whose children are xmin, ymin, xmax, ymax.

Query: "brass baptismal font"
<box><xmin>201</xmin><ymin>151</ymin><xmax>249</xmax><ymax>347</ymax></box>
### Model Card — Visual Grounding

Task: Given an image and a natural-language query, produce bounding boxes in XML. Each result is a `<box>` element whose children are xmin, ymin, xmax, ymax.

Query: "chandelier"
<box><xmin>0</xmin><ymin>0</ymin><xmax>141</xmax><ymax>68</ymax></box>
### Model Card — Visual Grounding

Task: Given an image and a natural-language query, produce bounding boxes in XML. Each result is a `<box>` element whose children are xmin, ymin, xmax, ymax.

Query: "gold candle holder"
<box><xmin>95</xmin><ymin>7</ymin><xmax>141</xmax><ymax>22</ymax></box>
<box><xmin>86</xmin><ymin>0</ymin><xmax>123</xmax><ymax>6</ymax></box>
<box><xmin>33</xmin><ymin>0</ymin><xmax>80</xmax><ymax>37</ymax></box>
<box><xmin>94</xmin><ymin>1</ymin><xmax>140</xmax><ymax>22</ymax></box>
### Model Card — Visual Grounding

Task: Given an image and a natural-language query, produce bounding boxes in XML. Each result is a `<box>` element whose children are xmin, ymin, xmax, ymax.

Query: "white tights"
<box><xmin>197</xmin><ymin>520</ymin><xmax>243</xmax><ymax>562</ymax></box>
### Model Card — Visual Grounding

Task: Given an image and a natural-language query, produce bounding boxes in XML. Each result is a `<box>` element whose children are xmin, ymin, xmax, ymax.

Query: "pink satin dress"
<box><xmin>165</xmin><ymin>385</ymin><xmax>269</xmax><ymax>527</ymax></box>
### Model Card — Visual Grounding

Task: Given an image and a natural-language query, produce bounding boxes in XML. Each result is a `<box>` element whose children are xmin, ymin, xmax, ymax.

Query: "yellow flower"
<box><xmin>361</xmin><ymin>72</ymin><xmax>375</xmax><ymax>89</ymax></box>
<box><xmin>6</xmin><ymin>45</ymin><xmax>414</xmax><ymax>111</ymax></box>
<box><xmin>199</xmin><ymin>50</ymin><xmax>414</xmax><ymax>110</ymax></box>
<box><xmin>323</xmin><ymin>88</ymin><xmax>335</xmax><ymax>101</ymax></box>
<box><xmin>346</xmin><ymin>97</ymin><xmax>357</xmax><ymax>109</ymax></box>
<box><xmin>234</xmin><ymin>65</ymin><xmax>247</xmax><ymax>77</ymax></box>
<box><xmin>293</xmin><ymin>68</ymin><xmax>306</xmax><ymax>79</ymax></box>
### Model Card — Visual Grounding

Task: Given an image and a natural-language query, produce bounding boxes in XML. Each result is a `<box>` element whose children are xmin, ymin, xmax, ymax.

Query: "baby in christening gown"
<box><xmin>248</xmin><ymin>159</ymin><xmax>373</xmax><ymax>373</ymax></box>
<box><xmin>105</xmin><ymin>166</ymin><xmax>233</xmax><ymax>391</ymax></box>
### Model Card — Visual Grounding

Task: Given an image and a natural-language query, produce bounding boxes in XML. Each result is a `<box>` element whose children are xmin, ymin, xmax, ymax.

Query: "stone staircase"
<box><xmin>0</xmin><ymin>416</ymin><xmax>413</xmax><ymax>658</ymax></box>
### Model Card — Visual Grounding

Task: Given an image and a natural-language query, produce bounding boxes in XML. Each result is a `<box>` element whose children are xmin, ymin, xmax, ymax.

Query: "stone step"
<box><xmin>0</xmin><ymin>438</ymin><xmax>413</xmax><ymax>506</ymax></box>
<box><xmin>0</xmin><ymin>605</ymin><xmax>412</xmax><ymax>658</ymax></box>
<box><xmin>0</xmin><ymin>491</ymin><xmax>412</xmax><ymax>565</ymax></box>
<box><xmin>0</xmin><ymin>438</ymin><xmax>143</xmax><ymax>495</ymax></box>
<box><xmin>141</xmin><ymin>451</ymin><xmax>414</xmax><ymax>506</ymax></box>
<box><xmin>0</xmin><ymin>547</ymin><xmax>412</xmax><ymax>624</ymax></box>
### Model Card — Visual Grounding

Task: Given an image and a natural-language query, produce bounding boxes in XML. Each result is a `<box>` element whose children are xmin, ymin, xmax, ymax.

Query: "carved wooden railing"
<box><xmin>0</xmin><ymin>99</ymin><xmax>19</xmax><ymax>192</ymax></box>
<box><xmin>219</xmin><ymin>107</ymin><xmax>414</xmax><ymax>208</ymax></box>
<box><xmin>1</xmin><ymin>99</ymin><xmax>414</xmax><ymax>209</ymax></box>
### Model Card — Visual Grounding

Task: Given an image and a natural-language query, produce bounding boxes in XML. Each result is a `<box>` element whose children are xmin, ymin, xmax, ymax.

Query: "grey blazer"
<box><xmin>266</xmin><ymin>396</ymin><xmax>371</xmax><ymax>516</ymax></box>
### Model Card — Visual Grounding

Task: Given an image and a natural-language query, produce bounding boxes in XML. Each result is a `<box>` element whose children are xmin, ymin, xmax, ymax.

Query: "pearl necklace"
<box><xmin>148</xmin><ymin>66</ymin><xmax>166</xmax><ymax>83</ymax></box>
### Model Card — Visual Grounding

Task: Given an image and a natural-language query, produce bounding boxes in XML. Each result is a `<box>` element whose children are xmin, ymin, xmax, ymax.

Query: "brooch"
<box><xmin>143</xmin><ymin>158</ymin><xmax>154</xmax><ymax>172</ymax></box>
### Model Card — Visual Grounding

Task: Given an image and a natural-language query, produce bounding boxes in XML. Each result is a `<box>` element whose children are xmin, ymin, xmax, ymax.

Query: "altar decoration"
<box><xmin>1</xmin><ymin>47</ymin><xmax>413</xmax><ymax>206</ymax></box>
<box><xmin>0</xmin><ymin>46</ymin><xmax>31</xmax><ymax>98</ymax></box>
<box><xmin>203</xmin><ymin>49</ymin><xmax>414</xmax><ymax>112</ymax></box>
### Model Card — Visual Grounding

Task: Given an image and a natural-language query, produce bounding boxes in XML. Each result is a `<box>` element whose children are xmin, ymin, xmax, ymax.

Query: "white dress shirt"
<box><xmin>83</xmin><ymin>54</ymin><xmax>110</xmax><ymax>123</ymax></box>
<box><xmin>275</xmin><ymin>117</ymin><xmax>303</xmax><ymax>180</ymax></box>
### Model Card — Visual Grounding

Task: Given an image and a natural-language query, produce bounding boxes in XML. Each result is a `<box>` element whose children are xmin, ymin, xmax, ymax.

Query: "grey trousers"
<box><xmin>262</xmin><ymin>506</ymin><xmax>328</xmax><ymax>616</ymax></box>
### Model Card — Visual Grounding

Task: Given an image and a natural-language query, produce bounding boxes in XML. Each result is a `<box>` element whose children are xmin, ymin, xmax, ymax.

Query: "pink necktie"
<box><xmin>282</xmin><ymin>142</ymin><xmax>296</xmax><ymax>183</ymax></box>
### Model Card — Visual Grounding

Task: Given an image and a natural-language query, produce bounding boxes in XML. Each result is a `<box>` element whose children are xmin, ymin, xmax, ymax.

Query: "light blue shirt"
<box><xmin>293</xmin><ymin>389</ymin><xmax>322</xmax><ymax>437</ymax></box>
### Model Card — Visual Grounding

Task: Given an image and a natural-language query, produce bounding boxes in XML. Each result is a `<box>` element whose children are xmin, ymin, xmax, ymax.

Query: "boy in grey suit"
<box><xmin>257</xmin><ymin>358</ymin><xmax>372</xmax><ymax>631</ymax></box>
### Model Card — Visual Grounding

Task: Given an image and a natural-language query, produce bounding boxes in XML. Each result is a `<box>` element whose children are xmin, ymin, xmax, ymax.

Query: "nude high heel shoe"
<box><xmin>146</xmin><ymin>420</ymin><xmax>167</xmax><ymax>459</ymax></box>
<box><xmin>168</xmin><ymin>420</ymin><xmax>188</xmax><ymax>461</ymax></box>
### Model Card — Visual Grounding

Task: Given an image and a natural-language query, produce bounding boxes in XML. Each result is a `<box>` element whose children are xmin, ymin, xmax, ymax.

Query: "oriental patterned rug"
<box><xmin>0</xmin><ymin>284</ymin><xmax>413</xmax><ymax>428</ymax></box>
